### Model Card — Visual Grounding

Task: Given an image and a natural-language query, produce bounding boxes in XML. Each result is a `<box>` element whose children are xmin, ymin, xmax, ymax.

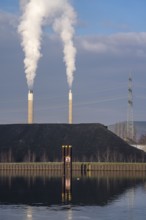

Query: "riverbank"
<box><xmin>0</xmin><ymin>162</ymin><xmax>146</xmax><ymax>171</ymax></box>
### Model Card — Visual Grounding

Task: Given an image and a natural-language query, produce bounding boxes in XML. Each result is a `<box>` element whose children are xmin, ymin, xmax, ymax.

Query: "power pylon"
<box><xmin>126</xmin><ymin>75</ymin><xmax>134</xmax><ymax>142</ymax></box>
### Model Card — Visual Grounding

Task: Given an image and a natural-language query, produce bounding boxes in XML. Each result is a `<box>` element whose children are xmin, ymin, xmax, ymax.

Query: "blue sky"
<box><xmin>74</xmin><ymin>0</ymin><xmax>146</xmax><ymax>34</ymax></box>
<box><xmin>0</xmin><ymin>0</ymin><xmax>146</xmax><ymax>126</ymax></box>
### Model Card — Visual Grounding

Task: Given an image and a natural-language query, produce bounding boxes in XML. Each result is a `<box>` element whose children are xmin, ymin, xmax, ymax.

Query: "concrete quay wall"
<box><xmin>0</xmin><ymin>162</ymin><xmax>146</xmax><ymax>171</ymax></box>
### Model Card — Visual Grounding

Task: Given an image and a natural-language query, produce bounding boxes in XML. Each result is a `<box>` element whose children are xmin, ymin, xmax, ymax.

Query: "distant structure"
<box><xmin>109</xmin><ymin>76</ymin><xmax>136</xmax><ymax>142</ymax></box>
<box><xmin>115</xmin><ymin>121</ymin><xmax>126</xmax><ymax>140</ymax></box>
<box><xmin>126</xmin><ymin>75</ymin><xmax>135</xmax><ymax>142</ymax></box>
<box><xmin>69</xmin><ymin>90</ymin><xmax>73</xmax><ymax>124</ymax></box>
<box><xmin>109</xmin><ymin>121</ymin><xmax>126</xmax><ymax>141</ymax></box>
<box><xmin>28</xmin><ymin>90</ymin><xmax>33</xmax><ymax>124</ymax></box>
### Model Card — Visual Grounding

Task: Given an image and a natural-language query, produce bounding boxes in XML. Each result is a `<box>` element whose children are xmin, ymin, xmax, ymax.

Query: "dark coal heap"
<box><xmin>0</xmin><ymin>123</ymin><xmax>145</xmax><ymax>162</ymax></box>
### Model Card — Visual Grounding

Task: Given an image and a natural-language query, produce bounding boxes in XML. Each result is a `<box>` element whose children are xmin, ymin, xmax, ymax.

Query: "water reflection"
<box><xmin>0</xmin><ymin>170</ymin><xmax>145</xmax><ymax>207</ymax></box>
<box><xmin>62</xmin><ymin>176</ymin><xmax>72</xmax><ymax>203</ymax></box>
<box><xmin>26</xmin><ymin>207</ymin><xmax>33</xmax><ymax>220</ymax></box>
<box><xmin>127</xmin><ymin>188</ymin><xmax>135</xmax><ymax>209</ymax></box>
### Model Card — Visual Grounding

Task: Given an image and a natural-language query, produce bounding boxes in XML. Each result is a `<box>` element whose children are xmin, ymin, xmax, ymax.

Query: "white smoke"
<box><xmin>18</xmin><ymin>0</ymin><xmax>76</xmax><ymax>90</ymax></box>
<box><xmin>19</xmin><ymin>0</ymin><xmax>29</xmax><ymax>11</ymax></box>
<box><xmin>53</xmin><ymin>3</ymin><xmax>77</xmax><ymax>88</ymax></box>
<box><xmin>18</xmin><ymin>0</ymin><xmax>46</xmax><ymax>89</ymax></box>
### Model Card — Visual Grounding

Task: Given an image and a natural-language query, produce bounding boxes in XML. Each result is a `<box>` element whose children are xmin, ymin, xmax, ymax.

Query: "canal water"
<box><xmin>0</xmin><ymin>171</ymin><xmax>146</xmax><ymax>220</ymax></box>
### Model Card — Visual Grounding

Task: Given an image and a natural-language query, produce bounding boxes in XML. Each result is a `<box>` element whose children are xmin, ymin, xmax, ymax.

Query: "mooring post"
<box><xmin>62</xmin><ymin>145</ymin><xmax>65</xmax><ymax>176</ymax></box>
<box><xmin>62</xmin><ymin>145</ymin><xmax>72</xmax><ymax>203</ymax></box>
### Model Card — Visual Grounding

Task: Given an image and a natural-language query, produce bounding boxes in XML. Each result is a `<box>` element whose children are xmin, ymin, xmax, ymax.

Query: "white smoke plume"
<box><xmin>18</xmin><ymin>0</ymin><xmax>76</xmax><ymax>90</ymax></box>
<box><xmin>53</xmin><ymin>3</ymin><xmax>77</xmax><ymax>89</ymax></box>
<box><xmin>19</xmin><ymin>0</ymin><xmax>29</xmax><ymax>11</ymax></box>
<box><xmin>18</xmin><ymin>0</ymin><xmax>46</xmax><ymax>89</ymax></box>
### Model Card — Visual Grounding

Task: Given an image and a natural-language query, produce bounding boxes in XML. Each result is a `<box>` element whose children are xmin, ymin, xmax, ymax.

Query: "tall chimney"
<box><xmin>28</xmin><ymin>90</ymin><xmax>33</xmax><ymax>124</ymax></box>
<box><xmin>69</xmin><ymin>90</ymin><xmax>72</xmax><ymax>124</ymax></box>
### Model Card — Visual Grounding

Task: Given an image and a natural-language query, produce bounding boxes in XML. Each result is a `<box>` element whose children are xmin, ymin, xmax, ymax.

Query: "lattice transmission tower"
<box><xmin>126</xmin><ymin>75</ymin><xmax>135</xmax><ymax>142</ymax></box>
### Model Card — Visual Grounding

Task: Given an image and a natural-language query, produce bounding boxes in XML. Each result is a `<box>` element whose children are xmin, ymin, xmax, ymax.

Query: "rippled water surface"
<box><xmin>0</xmin><ymin>171</ymin><xmax>146</xmax><ymax>220</ymax></box>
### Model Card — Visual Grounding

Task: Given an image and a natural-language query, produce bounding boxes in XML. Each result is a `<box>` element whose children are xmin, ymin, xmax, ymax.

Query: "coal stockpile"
<box><xmin>0</xmin><ymin>123</ymin><xmax>145</xmax><ymax>162</ymax></box>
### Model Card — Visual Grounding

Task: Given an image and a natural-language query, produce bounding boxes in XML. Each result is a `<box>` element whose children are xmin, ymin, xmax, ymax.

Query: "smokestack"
<box><xmin>69</xmin><ymin>90</ymin><xmax>72</xmax><ymax>124</ymax></box>
<box><xmin>28</xmin><ymin>90</ymin><xmax>33</xmax><ymax>124</ymax></box>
